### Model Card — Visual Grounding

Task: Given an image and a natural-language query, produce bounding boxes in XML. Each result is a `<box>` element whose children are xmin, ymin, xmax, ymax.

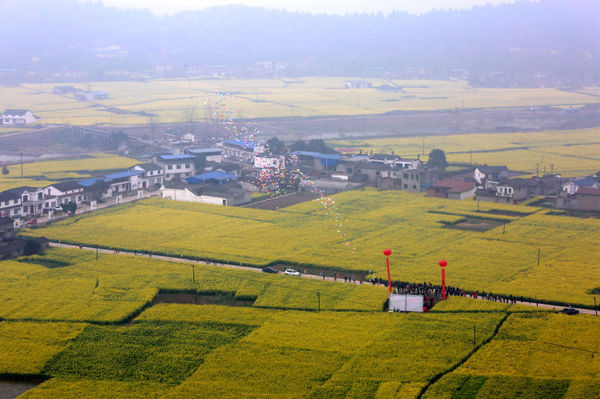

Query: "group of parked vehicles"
<box><xmin>261</xmin><ymin>267</ymin><xmax>301</xmax><ymax>276</ymax></box>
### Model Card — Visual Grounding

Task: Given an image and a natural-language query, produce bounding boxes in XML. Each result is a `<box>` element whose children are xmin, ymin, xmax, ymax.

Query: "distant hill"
<box><xmin>0</xmin><ymin>0</ymin><xmax>598</xmax><ymax>85</ymax></box>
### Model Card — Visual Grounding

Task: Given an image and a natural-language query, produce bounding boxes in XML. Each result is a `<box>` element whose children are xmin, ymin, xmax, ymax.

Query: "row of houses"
<box><xmin>427</xmin><ymin>164</ymin><xmax>600</xmax><ymax>211</ymax></box>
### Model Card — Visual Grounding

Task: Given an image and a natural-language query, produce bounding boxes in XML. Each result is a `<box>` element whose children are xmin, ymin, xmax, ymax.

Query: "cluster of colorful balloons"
<box><xmin>212</xmin><ymin>91</ymin><xmax>355</xmax><ymax>251</ymax></box>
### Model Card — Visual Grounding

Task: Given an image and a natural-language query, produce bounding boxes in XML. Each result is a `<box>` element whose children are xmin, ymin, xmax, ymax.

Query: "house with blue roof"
<box><xmin>186</xmin><ymin>171</ymin><xmax>238</xmax><ymax>185</ymax></box>
<box><xmin>292</xmin><ymin>150</ymin><xmax>344</xmax><ymax>172</ymax></box>
<box><xmin>221</xmin><ymin>139</ymin><xmax>263</xmax><ymax>164</ymax></box>
<box><xmin>153</xmin><ymin>153</ymin><xmax>196</xmax><ymax>182</ymax></box>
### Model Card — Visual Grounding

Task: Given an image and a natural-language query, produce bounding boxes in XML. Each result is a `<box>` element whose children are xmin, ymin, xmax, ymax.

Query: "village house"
<box><xmin>1</xmin><ymin>109</ymin><xmax>41</xmax><ymax>126</ymax></box>
<box><xmin>294</xmin><ymin>151</ymin><xmax>344</xmax><ymax>173</ymax></box>
<box><xmin>428</xmin><ymin>180</ymin><xmax>477</xmax><ymax>200</ymax></box>
<box><xmin>473</xmin><ymin>165</ymin><xmax>509</xmax><ymax>186</ymax></box>
<box><xmin>53</xmin><ymin>85</ymin><xmax>78</xmax><ymax>95</ymax></box>
<box><xmin>369</xmin><ymin>154</ymin><xmax>422</xmax><ymax>169</ymax></box>
<box><xmin>153</xmin><ymin>154</ymin><xmax>196</xmax><ymax>181</ymax></box>
<box><xmin>186</xmin><ymin>171</ymin><xmax>238</xmax><ymax>185</ymax></box>
<box><xmin>0</xmin><ymin>186</ymin><xmax>47</xmax><ymax>218</ymax></box>
<box><xmin>45</xmin><ymin>181</ymin><xmax>86</xmax><ymax>205</ymax></box>
<box><xmin>221</xmin><ymin>139</ymin><xmax>263</xmax><ymax>165</ymax></box>
<box><xmin>562</xmin><ymin>177</ymin><xmax>599</xmax><ymax>195</ymax></box>
<box><xmin>187</xmin><ymin>148</ymin><xmax>223</xmax><ymax>163</ymax></box>
<box><xmin>475</xmin><ymin>182</ymin><xmax>523</xmax><ymax>204</ymax></box>
<box><xmin>203</xmin><ymin>161</ymin><xmax>243</xmax><ymax>177</ymax></box>
<box><xmin>162</xmin><ymin>180</ymin><xmax>251</xmax><ymax>206</ymax></box>
<box><xmin>557</xmin><ymin>187</ymin><xmax>600</xmax><ymax>211</ymax></box>
<box><xmin>74</xmin><ymin>91</ymin><xmax>109</xmax><ymax>101</ymax></box>
<box><xmin>380</xmin><ymin>166</ymin><xmax>436</xmax><ymax>192</ymax></box>
<box><xmin>344</xmin><ymin>80</ymin><xmax>372</xmax><ymax>89</ymax></box>
<box><xmin>130</xmin><ymin>163</ymin><xmax>164</xmax><ymax>189</ymax></box>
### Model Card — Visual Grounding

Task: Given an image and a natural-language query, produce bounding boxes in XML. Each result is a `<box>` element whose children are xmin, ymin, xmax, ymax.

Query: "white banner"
<box><xmin>388</xmin><ymin>294</ymin><xmax>424</xmax><ymax>312</ymax></box>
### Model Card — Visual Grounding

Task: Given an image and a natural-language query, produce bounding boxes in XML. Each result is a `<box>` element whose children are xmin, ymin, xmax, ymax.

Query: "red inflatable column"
<box><xmin>439</xmin><ymin>260</ymin><xmax>447</xmax><ymax>300</ymax></box>
<box><xmin>383</xmin><ymin>249</ymin><xmax>392</xmax><ymax>293</ymax></box>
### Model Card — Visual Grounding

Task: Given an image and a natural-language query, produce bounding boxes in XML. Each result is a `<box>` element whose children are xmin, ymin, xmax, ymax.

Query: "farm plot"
<box><xmin>0</xmin><ymin>153</ymin><xmax>139</xmax><ymax>191</ymax></box>
<box><xmin>24</xmin><ymin>190</ymin><xmax>600</xmax><ymax>306</ymax></box>
<box><xmin>0</xmin><ymin>247</ymin><xmax>387</xmax><ymax>323</ymax></box>
<box><xmin>330</xmin><ymin>128</ymin><xmax>600</xmax><ymax>177</ymax></box>
<box><xmin>423</xmin><ymin>312</ymin><xmax>600</xmax><ymax>399</ymax></box>
<box><xmin>3</xmin><ymin>78</ymin><xmax>597</xmax><ymax>125</ymax></box>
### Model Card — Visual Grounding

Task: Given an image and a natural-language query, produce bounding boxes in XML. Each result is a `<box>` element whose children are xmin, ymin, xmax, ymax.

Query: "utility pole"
<box><xmin>537</xmin><ymin>248</ymin><xmax>541</xmax><ymax>266</ymax></box>
<box><xmin>595</xmin><ymin>297</ymin><xmax>597</xmax><ymax>317</ymax></box>
<box><xmin>502</xmin><ymin>223</ymin><xmax>506</xmax><ymax>236</ymax></box>
<box><xmin>317</xmin><ymin>291</ymin><xmax>320</xmax><ymax>312</ymax></box>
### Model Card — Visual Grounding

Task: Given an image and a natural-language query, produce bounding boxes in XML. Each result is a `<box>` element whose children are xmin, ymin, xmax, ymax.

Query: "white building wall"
<box><xmin>162</xmin><ymin>188</ymin><xmax>227</xmax><ymax>205</ymax></box>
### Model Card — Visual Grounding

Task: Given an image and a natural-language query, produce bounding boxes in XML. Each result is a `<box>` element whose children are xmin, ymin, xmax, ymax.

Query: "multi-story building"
<box><xmin>154</xmin><ymin>154</ymin><xmax>196</xmax><ymax>181</ymax></box>
<box><xmin>0</xmin><ymin>186</ymin><xmax>46</xmax><ymax>218</ymax></box>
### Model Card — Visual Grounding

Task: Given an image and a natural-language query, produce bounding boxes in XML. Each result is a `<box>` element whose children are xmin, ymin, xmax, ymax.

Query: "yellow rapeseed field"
<box><xmin>0</xmin><ymin>153</ymin><xmax>140</xmax><ymax>191</ymax></box>
<box><xmin>0</xmin><ymin>78</ymin><xmax>596</xmax><ymax>125</ymax></box>
<box><xmin>24</xmin><ymin>190</ymin><xmax>600</xmax><ymax>307</ymax></box>
<box><xmin>330</xmin><ymin>127</ymin><xmax>600</xmax><ymax>177</ymax></box>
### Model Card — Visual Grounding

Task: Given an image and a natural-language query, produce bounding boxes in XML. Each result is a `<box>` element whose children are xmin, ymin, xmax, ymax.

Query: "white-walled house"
<box><xmin>130</xmin><ymin>163</ymin><xmax>164</xmax><ymax>189</ymax></box>
<box><xmin>154</xmin><ymin>154</ymin><xmax>196</xmax><ymax>181</ymax></box>
<box><xmin>0</xmin><ymin>186</ymin><xmax>46</xmax><ymax>218</ymax></box>
<box><xmin>45</xmin><ymin>181</ymin><xmax>86</xmax><ymax>205</ymax></box>
<box><xmin>1</xmin><ymin>109</ymin><xmax>40</xmax><ymax>125</ymax></box>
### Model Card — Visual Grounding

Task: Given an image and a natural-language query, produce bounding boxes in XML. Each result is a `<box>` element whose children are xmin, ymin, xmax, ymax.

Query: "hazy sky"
<box><xmin>85</xmin><ymin>0</ymin><xmax>526</xmax><ymax>15</ymax></box>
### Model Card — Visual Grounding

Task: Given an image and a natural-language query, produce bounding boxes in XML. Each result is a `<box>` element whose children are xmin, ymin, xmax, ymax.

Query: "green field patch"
<box><xmin>475</xmin><ymin>375</ymin><xmax>570</xmax><ymax>399</ymax></box>
<box><xmin>453</xmin><ymin>375</ymin><xmax>488</xmax><ymax>399</ymax></box>
<box><xmin>43</xmin><ymin>321</ymin><xmax>254</xmax><ymax>384</ymax></box>
<box><xmin>17</xmin><ymin>258</ymin><xmax>71</xmax><ymax>269</ymax></box>
<box><xmin>153</xmin><ymin>290</ymin><xmax>256</xmax><ymax>307</ymax></box>
<box><xmin>441</xmin><ymin>217</ymin><xmax>507</xmax><ymax>232</ymax></box>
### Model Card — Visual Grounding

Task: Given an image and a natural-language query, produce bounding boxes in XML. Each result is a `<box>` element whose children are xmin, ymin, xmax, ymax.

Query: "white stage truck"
<box><xmin>388</xmin><ymin>294</ymin><xmax>424</xmax><ymax>313</ymax></box>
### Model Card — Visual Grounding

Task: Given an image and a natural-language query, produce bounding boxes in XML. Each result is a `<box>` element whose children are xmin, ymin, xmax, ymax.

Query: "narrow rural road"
<box><xmin>49</xmin><ymin>242</ymin><xmax>598</xmax><ymax>315</ymax></box>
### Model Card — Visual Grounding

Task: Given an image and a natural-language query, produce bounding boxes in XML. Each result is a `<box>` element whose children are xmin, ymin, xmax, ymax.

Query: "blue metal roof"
<box><xmin>78</xmin><ymin>177</ymin><xmax>109</xmax><ymax>187</ymax></box>
<box><xmin>292</xmin><ymin>151</ymin><xmax>344</xmax><ymax>160</ymax></box>
<box><xmin>159</xmin><ymin>154</ymin><xmax>196</xmax><ymax>161</ymax></box>
<box><xmin>104</xmin><ymin>170</ymin><xmax>143</xmax><ymax>180</ymax></box>
<box><xmin>188</xmin><ymin>148</ymin><xmax>223</xmax><ymax>154</ymax></box>
<box><xmin>186</xmin><ymin>171</ymin><xmax>238</xmax><ymax>184</ymax></box>
<box><xmin>224</xmin><ymin>139</ymin><xmax>256</xmax><ymax>150</ymax></box>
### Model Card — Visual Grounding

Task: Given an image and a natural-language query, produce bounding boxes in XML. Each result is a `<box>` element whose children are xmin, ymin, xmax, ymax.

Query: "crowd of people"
<box><xmin>370</xmin><ymin>278</ymin><xmax>533</xmax><ymax>307</ymax></box>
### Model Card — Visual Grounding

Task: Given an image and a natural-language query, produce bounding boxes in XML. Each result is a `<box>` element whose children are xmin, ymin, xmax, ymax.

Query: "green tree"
<box><xmin>289</xmin><ymin>140</ymin><xmax>306</xmax><ymax>152</ymax></box>
<box><xmin>87</xmin><ymin>180</ymin><xmax>110</xmax><ymax>201</ymax></box>
<box><xmin>66</xmin><ymin>201</ymin><xmax>77</xmax><ymax>215</ymax></box>
<box><xmin>2</xmin><ymin>166</ymin><xmax>8</xmax><ymax>175</ymax></box>
<box><xmin>266</xmin><ymin>137</ymin><xmax>285</xmax><ymax>155</ymax></box>
<box><xmin>427</xmin><ymin>149</ymin><xmax>448</xmax><ymax>171</ymax></box>
<box><xmin>306</xmin><ymin>139</ymin><xmax>336</xmax><ymax>154</ymax></box>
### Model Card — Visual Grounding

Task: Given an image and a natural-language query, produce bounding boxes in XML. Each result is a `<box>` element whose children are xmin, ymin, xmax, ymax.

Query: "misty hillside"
<box><xmin>1</xmin><ymin>0</ymin><xmax>598</xmax><ymax>85</ymax></box>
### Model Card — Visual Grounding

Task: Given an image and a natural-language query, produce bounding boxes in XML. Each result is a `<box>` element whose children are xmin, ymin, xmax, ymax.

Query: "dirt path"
<box><xmin>48</xmin><ymin>242</ymin><xmax>598</xmax><ymax>315</ymax></box>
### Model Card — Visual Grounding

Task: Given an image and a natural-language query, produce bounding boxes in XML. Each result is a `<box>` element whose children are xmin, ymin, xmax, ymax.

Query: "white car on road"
<box><xmin>284</xmin><ymin>268</ymin><xmax>301</xmax><ymax>276</ymax></box>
